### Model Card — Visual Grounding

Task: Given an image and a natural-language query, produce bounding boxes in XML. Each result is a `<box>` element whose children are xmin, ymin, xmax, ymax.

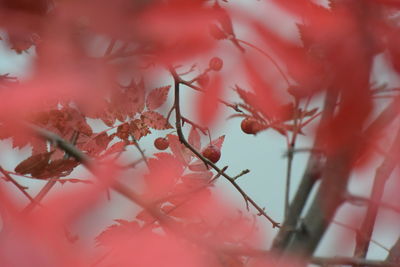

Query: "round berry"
<box><xmin>154</xmin><ymin>137</ymin><xmax>169</xmax><ymax>150</ymax></box>
<box><xmin>209</xmin><ymin>57</ymin><xmax>223</xmax><ymax>71</ymax></box>
<box><xmin>241</xmin><ymin>118</ymin><xmax>261</xmax><ymax>135</ymax></box>
<box><xmin>202</xmin><ymin>145</ymin><xmax>221</xmax><ymax>163</ymax></box>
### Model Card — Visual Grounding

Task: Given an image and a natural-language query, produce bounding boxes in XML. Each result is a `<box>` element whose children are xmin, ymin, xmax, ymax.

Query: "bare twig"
<box><xmin>169</xmin><ymin>66</ymin><xmax>280</xmax><ymax>228</ymax></box>
<box><xmin>272</xmin><ymin>88</ymin><xmax>338</xmax><ymax>251</ymax></box>
<box><xmin>311</xmin><ymin>257</ymin><xmax>398</xmax><ymax>267</ymax></box>
<box><xmin>23</xmin><ymin>130</ymin><xmax>80</xmax><ymax>213</ymax></box>
<box><xmin>345</xmin><ymin>194</ymin><xmax>400</xmax><ymax>215</ymax></box>
<box><xmin>0</xmin><ymin>166</ymin><xmax>35</xmax><ymax>203</ymax></box>
<box><xmin>131</xmin><ymin>136</ymin><xmax>149</xmax><ymax>168</ymax></box>
<box><xmin>179</xmin><ymin>79</ymin><xmax>243</xmax><ymax>113</ymax></box>
<box><xmin>284</xmin><ymin>99</ymin><xmax>300</xmax><ymax>221</ymax></box>
<box><xmin>210</xmin><ymin>166</ymin><xmax>228</xmax><ymax>183</ymax></box>
<box><xmin>104</xmin><ymin>39</ymin><xmax>116</xmax><ymax>56</ymax></box>
<box><xmin>354</xmin><ymin>125</ymin><xmax>400</xmax><ymax>258</ymax></box>
<box><xmin>333</xmin><ymin>220</ymin><xmax>389</xmax><ymax>252</ymax></box>
<box><xmin>24</xmin><ymin>124</ymin><xmax>173</xmax><ymax>225</ymax></box>
<box><xmin>181</xmin><ymin>116</ymin><xmax>208</xmax><ymax>135</ymax></box>
<box><xmin>232</xmin><ymin>169</ymin><xmax>250</xmax><ymax>181</ymax></box>
<box><xmin>237</xmin><ymin>39</ymin><xmax>291</xmax><ymax>87</ymax></box>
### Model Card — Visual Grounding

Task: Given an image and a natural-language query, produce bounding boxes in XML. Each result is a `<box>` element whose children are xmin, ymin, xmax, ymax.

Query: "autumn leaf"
<box><xmin>188</xmin><ymin>126</ymin><xmax>201</xmax><ymax>151</ymax></box>
<box><xmin>79</xmin><ymin>132</ymin><xmax>112</xmax><ymax>156</ymax></box>
<box><xmin>235</xmin><ymin>85</ymin><xmax>258</xmax><ymax>108</ymax></box>
<box><xmin>116</xmin><ymin>123</ymin><xmax>130</xmax><ymax>141</ymax></box>
<box><xmin>141</xmin><ymin>111</ymin><xmax>172</xmax><ymax>130</ymax></box>
<box><xmin>210</xmin><ymin>135</ymin><xmax>225</xmax><ymax>150</ymax></box>
<box><xmin>146</xmin><ymin>85</ymin><xmax>171</xmax><ymax>110</ymax></box>
<box><xmin>14</xmin><ymin>151</ymin><xmax>54</xmax><ymax>177</ymax></box>
<box><xmin>143</xmin><ymin>153</ymin><xmax>184</xmax><ymax>199</ymax></box>
<box><xmin>167</xmin><ymin>134</ymin><xmax>193</xmax><ymax>165</ymax></box>
<box><xmin>96</xmin><ymin>220</ymin><xmax>141</xmax><ymax>247</ymax></box>
<box><xmin>103</xmin><ymin>141</ymin><xmax>126</xmax><ymax>156</ymax></box>
<box><xmin>38</xmin><ymin>159</ymin><xmax>79</xmax><ymax>179</ymax></box>
<box><xmin>197</xmin><ymin>75</ymin><xmax>222</xmax><ymax>126</ymax></box>
<box><xmin>129</xmin><ymin>119</ymin><xmax>151</xmax><ymax>140</ymax></box>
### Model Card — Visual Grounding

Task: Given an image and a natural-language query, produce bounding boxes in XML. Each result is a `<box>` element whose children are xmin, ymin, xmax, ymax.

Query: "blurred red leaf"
<box><xmin>146</xmin><ymin>85</ymin><xmax>171</xmax><ymax>110</ymax></box>
<box><xmin>188</xmin><ymin>126</ymin><xmax>201</xmax><ymax>151</ymax></box>
<box><xmin>197</xmin><ymin>75</ymin><xmax>222</xmax><ymax>126</ymax></box>
<box><xmin>144</xmin><ymin>153</ymin><xmax>184</xmax><ymax>199</ymax></box>
<box><xmin>210</xmin><ymin>135</ymin><xmax>225</xmax><ymax>150</ymax></box>
<box><xmin>167</xmin><ymin>134</ymin><xmax>193</xmax><ymax>165</ymax></box>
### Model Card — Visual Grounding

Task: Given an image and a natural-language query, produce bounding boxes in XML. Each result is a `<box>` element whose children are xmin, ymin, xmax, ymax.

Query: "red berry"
<box><xmin>241</xmin><ymin>118</ymin><xmax>261</xmax><ymax>135</ymax></box>
<box><xmin>202</xmin><ymin>145</ymin><xmax>221</xmax><ymax>163</ymax></box>
<box><xmin>154</xmin><ymin>137</ymin><xmax>169</xmax><ymax>150</ymax></box>
<box><xmin>209</xmin><ymin>57</ymin><xmax>223</xmax><ymax>71</ymax></box>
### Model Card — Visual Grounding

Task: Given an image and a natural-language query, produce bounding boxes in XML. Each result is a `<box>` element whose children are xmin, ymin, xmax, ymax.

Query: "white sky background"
<box><xmin>0</xmin><ymin>0</ymin><xmax>400</xmax><ymax>264</ymax></box>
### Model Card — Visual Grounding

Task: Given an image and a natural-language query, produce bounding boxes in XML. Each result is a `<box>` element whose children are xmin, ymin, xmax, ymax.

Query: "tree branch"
<box><xmin>0</xmin><ymin>166</ymin><xmax>35</xmax><ymax>203</ymax></box>
<box><xmin>272</xmin><ymin>88</ymin><xmax>338</xmax><ymax>251</ymax></box>
<box><xmin>169</xmin><ymin>66</ymin><xmax>280</xmax><ymax>228</ymax></box>
<box><xmin>179</xmin><ymin>79</ymin><xmax>243</xmax><ymax>113</ymax></box>
<box><xmin>354</xmin><ymin>125</ymin><xmax>400</xmax><ymax>258</ymax></box>
<box><xmin>23</xmin><ymin>131</ymin><xmax>79</xmax><ymax>213</ymax></box>
<box><xmin>311</xmin><ymin>256</ymin><xmax>398</xmax><ymax>267</ymax></box>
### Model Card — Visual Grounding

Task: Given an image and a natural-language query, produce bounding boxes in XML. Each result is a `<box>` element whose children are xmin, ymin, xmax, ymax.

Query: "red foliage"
<box><xmin>1</xmin><ymin>0</ymin><xmax>400</xmax><ymax>266</ymax></box>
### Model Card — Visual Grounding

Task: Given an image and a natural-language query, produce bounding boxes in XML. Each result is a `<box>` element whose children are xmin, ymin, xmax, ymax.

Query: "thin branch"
<box><xmin>232</xmin><ymin>169</ymin><xmax>250</xmax><ymax>181</ymax></box>
<box><xmin>237</xmin><ymin>39</ymin><xmax>291</xmax><ymax>87</ymax></box>
<box><xmin>354</xmin><ymin>125</ymin><xmax>400</xmax><ymax>258</ymax></box>
<box><xmin>131</xmin><ymin>136</ymin><xmax>149</xmax><ymax>168</ymax></box>
<box><xmin>165</xmin><ymin>105</ymin><xmax>175</xmax><ymax>125</ymax></box>
<box><xmin>104</xmin><ymin>39</ymin><xmax>116</xmax><ymax>56</ymax></box>
<box><xmin>220</xmin><ymin>247</ymin><xmax>397</xmax><ymax>267</ymax></box>
<box><xmin>311</xmin><ymin>257</ymin><xmax>398</xmax><ymax>267</ymax></box>
<box><xmin>300</xmin><ymin>111</ymin><xmax>323</xmax><ymax>128</ymax></box>
<box><xmin>345</xmin><ymin>194</ymin><xmax>400</xmax><ymax>215</ymax></box>
<box><xmin>284</xmin><ymin>99</ymin><xmax>300</xmax><ymax>221</ymax></box>
<box><xmin>209</xmin><ymin>165</ymin><xmax>228</xmax><ymax>183</ymax></box>
<box><xmin>282</xmin><ymin>147</ymin><xmax>324</xmax><ymax>157</ymax></box>
<box><xmin>272</xmin><ymin>88</ymin><xmax>338</xmax><ymax>251</ymax></box>
<box><xmin>179</xmin><ymin>79</ymin><xmax>243</xmax><ymax>113</ymax></box>
<box><xmin>333</xmin><ymin>220</ymin><xmax>390</xmax><ymax>252</ymax></box>
<box><xmin>24</xmin><ymin>123</ymin><xmax>176</xmax><ymax>227</ymax></box>
<box><xmin>23</xmin><ymin>130</ymin><xmax>80</xmax><ymax>213</ymax></box>
<box><xmin>181</xmin><ymin>116</ymin><xmax>208</xmax><ymax>135</ymax></box>
<box><xmin>387</xmin><ymin>237</ymin><xmax>400</xmax><ymax>263</ymax></box>
<box><xmin>0</xmin><ymin>166</ymin><xmax>35</xmax><ymax>203</ymax></box>
<box><xmin>120</xmin><ymin>158</ymin><xmax>144</xmax><ymax>169</ymax></box>
<box><xmin>169</xmin><ymin>66</ymin><xmax>280</xmax><ymax>228</ymax></box>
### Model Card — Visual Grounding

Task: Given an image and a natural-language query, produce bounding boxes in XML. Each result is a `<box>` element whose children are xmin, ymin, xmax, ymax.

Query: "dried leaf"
<box><xmin>146</xmin><ymin>85</ymin><xmax>171</xmax><ymax>110</ymax></box>
<box><xmin>116</xmin><ymin>123</ymin><xmax>130</xmax><ymax>141</ymax></box>
<box><xmin>15</xmin><ymin>151</ymin><xmax>54</xmax><ymax>176</ymax></box>
<box><xmin>129</xmin><ymin>119</ymin><xmax>151</xmax><ymax>140</ymax></box>
<box><xmin>39</xmin><ymin>159</ymin><xmax>79</xmax><ymax>178</ymax></box>
<box><xmin>141</xmin><ymin>111</ymin><xmax>172</xmax><ymax>130</ymax></box>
